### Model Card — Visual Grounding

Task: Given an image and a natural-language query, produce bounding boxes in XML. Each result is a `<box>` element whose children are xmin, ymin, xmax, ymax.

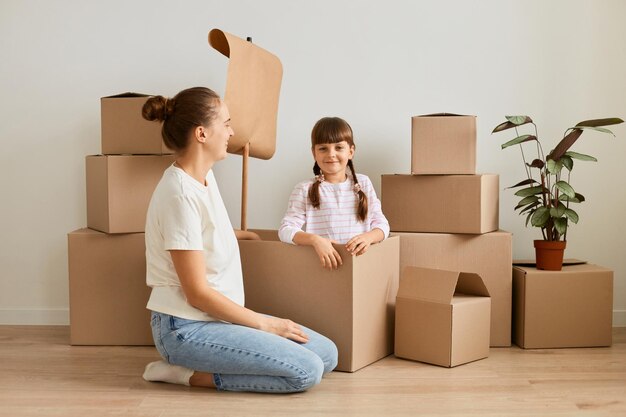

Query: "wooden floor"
<box><xmin>0</xmin><ymin>327</ymin><xmax>625</xmax><ymax>417</ymax></box>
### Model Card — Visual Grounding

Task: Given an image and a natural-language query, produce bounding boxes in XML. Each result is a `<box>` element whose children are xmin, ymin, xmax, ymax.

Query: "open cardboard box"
<box><xmin>239</xmin><ymin>231</ymin><xmax>399</xmax><ymax>372</ymax></box>
<box><xmin>411</xmin><ymin>113</ymin><xmax>476</xmax><ymax>175</ymax></box>
<box><xmin>395</xmin><ymin>266</ymin><xmax>491</xmax><ymax>367</ymax></box>
<box><xmin>512</xmin><ymin>259</ymin><xmax>613</xmax><ymax>349</ymax></box>
<box><xmin>101</xmin><ymin>93</ymin><xmax>173</xmax><ymax>155</ymax></box>
<box><xmin>68</xmin><ymin>228</ymin><xmax>153</xmax><ymax>345</ymax></box>
<box><xmin>382</xmin><ymin>174</ymin><xmax>499</xmax><ymax>234</ymax></box>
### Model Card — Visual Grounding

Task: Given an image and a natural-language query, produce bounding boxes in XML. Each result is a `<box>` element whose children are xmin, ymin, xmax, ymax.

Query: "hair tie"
<box><xmin>315</xmin><ymin>173</ymin><xmax>325</xmax><ymax>183</ymax></box>
<box><xmin>353</xmin><ymin>183</ymin><xmax>361</xmax><ymax>195</ymax></box>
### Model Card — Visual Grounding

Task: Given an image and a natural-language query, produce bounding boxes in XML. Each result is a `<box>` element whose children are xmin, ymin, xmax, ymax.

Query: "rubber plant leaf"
<box><xmin>501</xmin><ymin>135</ymin><xmax>537</xmax><ymax>149</ymax></box>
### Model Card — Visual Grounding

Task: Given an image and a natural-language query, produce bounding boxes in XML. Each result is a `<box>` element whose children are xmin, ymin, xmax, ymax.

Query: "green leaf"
<box><xmin>515</xmin><ymin>185</ymin><xmax>545</xmax><ymax>197</ymax></box>
<box><xmin>554</xmin><ymin>218</ymin><xmax>568</xmax><ymax>235</ymax></box>
<box><xmin>526</xmin><ymin>159</ymin><xmax>545</xmax><ymax>169</ymax></box>
<box><xmin>515</xmin><ymin>196</ymin><xmax>540</xmax><ymax>210</ymax></box>
<box><xmin>561</xmin><ymin>155</ymin><xmax>573</xmax><ymax>171</ymax></box>
<box><xmin>546</xmin><ymin>158</ymin><xmax>563</xmax><ymax>174</ymax></box>
<box><xmin>506</xmin><ymin>115</ymin><xmax>532</xmax><ymax>125</ymax></box>
<box><xmin>559</xmin><ymin>193</ymin><xmax>584</xmax><ymax>203</ymax></box>
<box><xmin>501</xmin><ymin>135</ymin><xmax>537</xmax><ymax>149</ymax></box>
<box><xmin>555</xmin><ymin>181</ymin><xmax>575</xmax><ymax>198</ymax></box>
<box><xmin>550</xmin><ymin>203</ymin><xmax>566</xmax><ymax>218</ymax></box>
<box><xmin>525</xmin><ymin>210</ymin><xmax>534</xmax><ymax>227</ymax></box>
<box><xmin>508</xmin><ymin>178</ymin><xmax>539</xmax><ymax>188</ymax></box>
<box><xmin>565</xmin><ymin>208</ymin><xmax>579</xmax><ymax>224</ymax></box>
<box><xmin>565</xmin><ymin>151</ymin><xmax>597</xmax><ymax>162</ymax></box>
<box><xmin>571</xmin><ymin>126</ymin><xmax>615</xmax><ymax>135</ymax></box>
<box><xmin>492</xmin><ymin>116</ymin><xmax>534</xmax><ymax>133</ymax></box>
<box><xmin>575</xmin><ymin>117</ymin><xmax>624</xmax><ymax>128</ymax></box>
<box><xmin>520</xmin><ymin>201</ymin><xmax>540</xmax><ymax>214</ymax></box>
<box><xmin>531</xmin><ymin>207</ymin><xmax>550</xmax><ymax>227</ymax></box>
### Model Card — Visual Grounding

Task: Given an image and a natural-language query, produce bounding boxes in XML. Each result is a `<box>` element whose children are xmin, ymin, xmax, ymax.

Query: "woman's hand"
<box><xmin>311</xmin><ymin>235</ymin><xmax>343</xmax><ymax>270</ymax></box>
<box><xmin>259</xmin><ymin>315</ymin><xmax>309</xmax><ymax>343</ymax></box>
<box><xmin>235</xmin><ymin>230</ymin><xmax>261</xmax><ymax>241</ymax></box>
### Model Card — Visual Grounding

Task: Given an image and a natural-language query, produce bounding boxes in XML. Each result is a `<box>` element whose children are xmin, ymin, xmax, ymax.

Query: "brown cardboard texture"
<box><xmin>393</xmin><ymin>231</ymin><xmax>512</xmax><ymax>346</ymax></box>
<box><xmin>101</xmin><ymin>93</ymin><xmax>173</xmax><ymax>155</ymax></box>
<box><xmin>209</xmin><ymin>29</ymin><xmax>282</xmax><ymax>160</ymax></box>
<box><xmin>239</xmin><ymin>231</ymin><xmax>399</xmax><ymax>372</ymax></box>
<box><xmin>382</xmin><ymin>174</ymin><xmax>499</xmax><ymax>234</ymax></box>
<box><xmin>513</xmin><ymin>262</ymin><xmax>613</xmax><ymax>349</ymax></box>
<box><xmin>86</xmin><ymin>154</ymin><xmax>174</xmax><ymax>233</ymax></box>
<box><xmin>68</xmin><ymin>228</ymin><xmax>153</xmax><ymax>345</ymax></box>
<box><xmin>395</xmin><ymin>267</ymin><xmax>490</xmax><ymax>367</ymax></box>
<box><xmin>411</xmin><ymin>113</ymin><xmax>476</xmax><ymax>174</ymax></box>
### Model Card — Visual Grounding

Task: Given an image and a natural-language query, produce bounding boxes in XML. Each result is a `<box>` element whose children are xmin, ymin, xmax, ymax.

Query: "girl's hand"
<box><xmin>345</xmin><ymin>233</ymin><xmax>375</xmax><ymax>256</ymax></box>
<box><xmin>312</xmin><ymin>235</ymin><xmax>343</xmax><ymax>270</ymax></box>
<box><xmin>259</xmin><ymin>315</ymin><xmax>309</xmax><ymax>343</ymax></box>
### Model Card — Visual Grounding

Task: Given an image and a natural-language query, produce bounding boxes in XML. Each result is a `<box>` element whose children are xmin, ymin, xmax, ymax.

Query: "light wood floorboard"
<box><xmin>0</xmin><ymin>326</ymin><xmax>624</xmax><ymax>416</ymax></box>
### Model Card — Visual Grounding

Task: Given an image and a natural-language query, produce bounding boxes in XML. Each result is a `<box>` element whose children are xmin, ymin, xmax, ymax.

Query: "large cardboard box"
<box><xmin>411</xmin><ymin>113</ymin><xmax>476</xmax><ymax>175</ymax></box>
<box><xmin>382</xmin><ymin>174</ymin><xmax>499</xmax><ymax>234</ymax></box>
<box><xmin>101</xmin><ymin>93</ymin><xmax>173</xmax><ymax>155</ymax></box>
<box><xmin>239</xmin><ymin>231</ymin><xmax>400</xmax><ymax>372</ymax></box>
<box><xmin>395</xmin><ymin>267</ymin><xmax>491</xmax><ymax>367</ymax></box>
<box><xmin>86</xmin><ymin>154</ymin><xmax>174</xmax><ymax>233</ymax></box>
<box><xmin>393</xmin><ymin>231</ymin><xmax>512</xmax><ymax>347</ymax></box>
<box><xmin>68</xmin><ymin>228</ymin><xmax>153</xmax><ymax>345</ymax></box>
<box><xmin>512</xmin><ymin>261</ymin><xmax>613</xmax><ymax>349</ymax></box>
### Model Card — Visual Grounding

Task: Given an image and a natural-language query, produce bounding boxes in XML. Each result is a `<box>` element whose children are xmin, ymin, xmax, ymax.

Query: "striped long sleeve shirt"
<box><xmin>278</xmin><ymin>174</ymin><xmax>390</xmax><ymax>245</ymax></box>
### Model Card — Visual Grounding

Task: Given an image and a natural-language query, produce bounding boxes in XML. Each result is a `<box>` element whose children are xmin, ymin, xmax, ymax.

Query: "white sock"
<box><xmin>142</xmin><ymin>360</ymin><xmax>194</xmax><ymax>386</ymax></box>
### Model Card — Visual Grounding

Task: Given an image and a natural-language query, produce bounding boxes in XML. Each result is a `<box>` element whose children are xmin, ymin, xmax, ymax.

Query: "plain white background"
<box><xmin>1</xmin><ymin>0</ymin><xmax>624</xmax><ymax>325</ymax></box>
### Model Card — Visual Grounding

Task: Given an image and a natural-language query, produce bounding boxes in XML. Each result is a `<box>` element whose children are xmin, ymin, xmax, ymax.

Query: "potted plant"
<box><xmin>493</xmin><ymin>115</ymin><xmax>623</xmax><ymax>270</ymax></box>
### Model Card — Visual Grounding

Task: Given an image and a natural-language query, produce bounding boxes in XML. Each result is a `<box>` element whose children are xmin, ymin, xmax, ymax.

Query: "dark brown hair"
<box><xmin>308</xmin><ymin>117</ymin><xmax>368</xmax><ymax>222</ymax></box>
<box><xmin>142</xmin><ymin>87</ymin><xmax>221</xmax><ymax>151</ymax></box>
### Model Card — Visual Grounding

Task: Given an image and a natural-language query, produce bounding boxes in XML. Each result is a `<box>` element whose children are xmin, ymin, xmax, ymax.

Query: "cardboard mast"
<box><xmin>208</xmin><ymin>29</ymin><xmax>283</xmax><ymax>230</ymax></box>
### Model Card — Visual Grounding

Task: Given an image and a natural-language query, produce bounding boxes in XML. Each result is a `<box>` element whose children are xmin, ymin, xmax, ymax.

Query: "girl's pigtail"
<box><xmin>348</xmin><ymin>160</ymin><xmax>368</xmax><ymax>222</ymax></box>
<box><xmin>308</xmin><ymin>162</ymin><xmax>323</xmax><ymax>209</ymax></box>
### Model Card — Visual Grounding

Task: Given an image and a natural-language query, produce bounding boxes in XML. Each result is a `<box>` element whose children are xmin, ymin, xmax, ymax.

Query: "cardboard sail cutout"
<box><xmin>209</xmin><ymin>29</ymin><xmax>282</xmax><ymax>160</ymax></box>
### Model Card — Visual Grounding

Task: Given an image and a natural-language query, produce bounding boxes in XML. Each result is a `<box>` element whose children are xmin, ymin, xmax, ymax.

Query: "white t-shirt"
<box><xmin>145</xmin><ymin>165</ymin><xmax>244</xmax><ymax>321</ymax></box>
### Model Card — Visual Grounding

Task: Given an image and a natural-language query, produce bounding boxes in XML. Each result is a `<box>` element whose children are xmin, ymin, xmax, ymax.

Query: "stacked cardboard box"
<box><xmin>383</xmin><ymin>113</ymin><xmax>513</xmax><ymax>367</ymax></box>
<box><xmin>68</xmin><ymin>93</ymin><xmax>174</xmax><ymax>345</ymax></box>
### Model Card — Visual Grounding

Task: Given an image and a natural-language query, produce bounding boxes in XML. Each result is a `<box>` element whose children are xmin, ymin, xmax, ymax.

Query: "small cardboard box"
<box><xmin>239</xmin><ymin>231</ymin><xmax>400</xmax><ymax>372</ymax></box>
<box><xmin>395</xmin><ymin>266</ymin><xmax>490</xmax><ymax>367</ymax></box>
<box><xmin>392</xmin><ymin>230</ymin><xmax>512</xmax><ymax>347</ymax></box>
<box><xmin>86</xmin><ymin>154</ymin><xmax>174</xmax><ymax>233</ymax></box>
<box><xmin>101</xmin><ymin>92</ymin><xmax>173</xmax><ymax>155</ymax></box>
<box><xmin>382</xmin><ymin>174</ymin><xmax>499</xmax><ymax>234</ymax></box>
<box><xmin>512</xmin><ymin>261</ymin><xmax>613</xmax><ymax>349</ymax></box>
<box><xmin>68</xmin><ymin>228</ymin><xmax>153</xmax><ymax>345</ymax></box>
<box><xmin>411</xmin><ymin>113</ymin><xmax>476</xmax><ymax>175</ymax></box>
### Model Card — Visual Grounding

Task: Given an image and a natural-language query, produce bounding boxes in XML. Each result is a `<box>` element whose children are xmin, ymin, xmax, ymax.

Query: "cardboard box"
<box><xmin>86</xmin><ymin>154</ymin><xmax>174</xmax><ymax>233</ymax></box>
<box><xmin>381</xmin><ymin>174</ymin><xmax>499</xmax><ymax>234</ymax></box>
<box><xmin>392</xmin><ymin>231</ymin><xmax>512</xmax><ymax>347</ymax></box>
<box><xmin>239</xmin><ymin>231</ymin><xmax>400</xmax><ymax>372</ymax></box>
<box><xmin>395</xmin><ymin>267</ymin><xmax>491</xmax><ymax>367</ymax></box>
<box><xmin>68</xmin><ymin>228</ymin><xmax>153</xmax><ymax>345</ymax></box>
<box><xmin>512</xmin><ymin>261</ymin><xmax>613</xmax><ymax>349</ymax></box>
<box><xmin>101</xmin><ymin>93</ymin><xmax>173</xmax><ymax>155</ymax></box>
<box><xmin>411</xmin><ymin>113</ymin><xmax>476</xmax><ymax>174</ymax></box>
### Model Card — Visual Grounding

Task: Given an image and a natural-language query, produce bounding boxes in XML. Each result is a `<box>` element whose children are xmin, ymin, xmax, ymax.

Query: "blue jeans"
<box><xmin>150</xmin><ymin>311</ymin><xmax>338</xmax><ymax>393</ymax></box>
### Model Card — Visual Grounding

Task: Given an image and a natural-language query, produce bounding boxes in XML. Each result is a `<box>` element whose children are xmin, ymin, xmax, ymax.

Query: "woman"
<box><xmin>141</xmin><ymin>87</ymin><xmax>337</xmax><ymax>392</ymax></box>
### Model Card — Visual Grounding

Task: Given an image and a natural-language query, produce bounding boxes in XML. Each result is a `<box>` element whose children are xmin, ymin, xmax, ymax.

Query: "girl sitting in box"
<box><xmin>279</xmin><ymin>117</ymin><xmax>390</xmax><ymax>270</ymax></box>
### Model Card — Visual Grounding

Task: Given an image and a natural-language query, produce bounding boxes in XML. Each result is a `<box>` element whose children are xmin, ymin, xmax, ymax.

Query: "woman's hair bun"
<box><xmin>142</xmin><ymin>95</ymin><xmax>171</xmax><ymax>122</ymax></box>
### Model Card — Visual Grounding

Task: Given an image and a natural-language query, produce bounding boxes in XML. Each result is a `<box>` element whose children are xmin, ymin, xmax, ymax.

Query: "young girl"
<box><xmin>141</xmin><ymin>87</ymin><xmax>337</xmax><ymax>393</ymax></box>
<box><xmin>279</xmin><ymin>117</ymin><xmax>390</xmax><ymax>270</ymax></box>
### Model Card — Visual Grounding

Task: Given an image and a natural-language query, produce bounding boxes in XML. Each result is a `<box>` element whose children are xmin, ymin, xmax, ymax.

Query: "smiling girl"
<box><xmin>278</xmin><ymin>117</ymin><xmax>390</xmax><ymax>269</ymax></box>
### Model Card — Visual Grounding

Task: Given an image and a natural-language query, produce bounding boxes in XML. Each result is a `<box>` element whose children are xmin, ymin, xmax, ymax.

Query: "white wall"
<box><xmin>1</xmin><ymin>0</ymin><xmax>625</xmax><ymax>325</ymax></box>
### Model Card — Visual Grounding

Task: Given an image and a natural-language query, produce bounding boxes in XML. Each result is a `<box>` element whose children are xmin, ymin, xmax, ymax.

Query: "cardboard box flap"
<box><xmin>209</xmin><ymin>29</ymin><xmax>282</xmax><ymax>160</ymax></box>
<box><xmin>415</xmin><ymin>113</ymin><xmax>475</xmax><ymax>118</ymax></box>
<box><xmin>399</xmin><ymin>267</ymin><xmax>460</xmax><ymax>304</ymax></box>
<box><xmin>103</xmin><ymin>92</ymin><xmax>151</xmax><ymax>98</ymax></box>
<box><xmin>455</xmin><ymin>272</ymin><xmax>490</xmax><ymax>297</ymax></box>
<box><xmin>513</xmin><ymin>259</ymin><xmax>586</xmax><ymax>267</ymax></box>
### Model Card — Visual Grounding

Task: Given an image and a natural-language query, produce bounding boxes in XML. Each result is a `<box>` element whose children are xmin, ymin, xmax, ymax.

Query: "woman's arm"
<box><xmin>234</xmin><ymin>230</ymin><xmax>261</xmax><ymax>240</ymax></box>
<box><xmin>169</xmin><ymin>250</ymin><xmax>308</xmax><ymax>342</ymax></box>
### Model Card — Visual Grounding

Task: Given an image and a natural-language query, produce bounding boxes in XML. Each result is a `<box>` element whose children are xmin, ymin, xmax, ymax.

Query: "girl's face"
<box><xmin>312</xmin><ymin>140</ymin><xmax>355</xmax><ymax>182</ymax></box>
<box><xmin>203</xmin><ymin>101</ymin><xmax>234</xmax><ymax>161</ymax></box>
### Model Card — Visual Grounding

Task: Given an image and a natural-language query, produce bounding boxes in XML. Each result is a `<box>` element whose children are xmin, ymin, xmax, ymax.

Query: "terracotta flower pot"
<box><xmin>533</xmin><ymin>240</ymin><xmax>567</xmax><ymax>271</ymax></box>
